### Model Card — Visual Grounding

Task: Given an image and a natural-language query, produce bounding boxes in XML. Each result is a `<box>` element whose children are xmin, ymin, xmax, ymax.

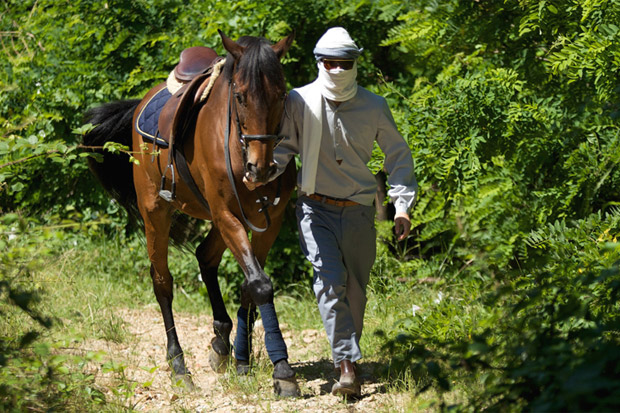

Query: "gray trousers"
<box><xmin>296</xmin><ymin>196</ymin><xmax>376</xmax><ymax>367</ymax></box>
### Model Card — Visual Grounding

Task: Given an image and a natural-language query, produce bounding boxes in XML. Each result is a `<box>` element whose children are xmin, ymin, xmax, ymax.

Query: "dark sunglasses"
<box><xmin>322</xmin><ymin>59</ymin><xmax>355</xmax><ymax>70</ymax></box>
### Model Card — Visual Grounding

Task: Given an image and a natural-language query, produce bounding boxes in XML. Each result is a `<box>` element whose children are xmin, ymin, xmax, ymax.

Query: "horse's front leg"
<box><xmin>142</xmin><ymin>207</ymin><xmax>194</xmax><ymax>389</ymax></box>
<box><xmin>195</xmin><ymin>227</ymin><xmax>232</xmax><ymax>373</ymax></box>
<box><xmin>216</xmin><ymin>212</ymin><xmax>273</xmax><ymax>306</ymax></box>
<box><xmin>216</xmin><ymin>211</ymin><xmax>299</xmax><ymax>397</ymax></box>
<box><xmin>249</xmin><ymin>223</ymin><xmax>300</xmax><ymax>397</ymax></box>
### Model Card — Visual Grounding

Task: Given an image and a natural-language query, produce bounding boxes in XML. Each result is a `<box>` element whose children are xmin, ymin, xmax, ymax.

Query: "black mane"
<box><xmin>223</xmin><ymin>36</ymin><xmax>285</xmax><ymax>96</ymax></box>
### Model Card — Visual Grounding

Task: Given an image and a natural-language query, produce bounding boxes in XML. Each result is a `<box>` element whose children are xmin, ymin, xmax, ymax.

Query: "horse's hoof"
<box><xmin>236</xmin><ymin>360</ymin><xmax>251</xmax><ymax>376</ymax></box>
<box><xmin>209</xmin><ymin>349</ymin><xmax>229</xmax><ymax>373</ymax></box>
<box><xmin>273</xmin><ymin>376</ymin><xmax>300</xmax><ymax>398</ymax></box>
<box><xmin>171</xmin><ymin>373</ymin><xmax>195</xmax><ymax>392</ymax></box>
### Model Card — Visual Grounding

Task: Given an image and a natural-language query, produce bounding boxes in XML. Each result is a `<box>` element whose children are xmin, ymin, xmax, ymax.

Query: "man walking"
<box><xmin>248</xmin><ymin>27</ymin><xmax>417</xmax><ymax>397</ymax></box>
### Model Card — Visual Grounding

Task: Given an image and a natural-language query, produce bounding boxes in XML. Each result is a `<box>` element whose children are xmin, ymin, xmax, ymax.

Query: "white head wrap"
<box><xmin>313</xmin><ymin>27</ymin><xmax>362</xmax><ymax>60</ymax></box>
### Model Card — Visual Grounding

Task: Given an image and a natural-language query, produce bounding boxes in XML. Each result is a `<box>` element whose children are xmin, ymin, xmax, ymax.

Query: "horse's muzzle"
<box><xmin>245</xmin><ymin>162</ymin><xmax>277</xmax><ymax>184</ymax></box>
<box><xmin>242</xmin><ymin>134</ymin><xmax>278</xmax><ymax>184</ymax></box>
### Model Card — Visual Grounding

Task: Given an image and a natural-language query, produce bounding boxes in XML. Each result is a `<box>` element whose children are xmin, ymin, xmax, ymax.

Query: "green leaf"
<box><xmin>12</xmin><ymin>182</ymin><xmax>25</xmax><ymax>192</ymax></box>
<box><xmin>73</xmin><ymin>123</ymin><xmax>96</xmax><ymax>135</ymax></box>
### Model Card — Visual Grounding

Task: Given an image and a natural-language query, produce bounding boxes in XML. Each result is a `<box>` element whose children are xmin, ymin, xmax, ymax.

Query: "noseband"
<box><xmin>224</xmin><ymin>80</ymin><xmax>282</xmax><ymax>233</ymax></box>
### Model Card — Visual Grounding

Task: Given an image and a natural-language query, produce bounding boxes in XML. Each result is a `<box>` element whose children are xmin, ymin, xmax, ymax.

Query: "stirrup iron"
<box><xmin>159</xmin><ymin>163</ymin><xmax>177</xmax><ymax>202</ymax></box>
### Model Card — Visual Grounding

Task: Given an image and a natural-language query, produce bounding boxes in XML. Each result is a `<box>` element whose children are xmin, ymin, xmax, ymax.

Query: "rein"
<box><xmin>224</xmin><ymin>80</ymin><xmax>280</xmax><ymax>233</ymax></box>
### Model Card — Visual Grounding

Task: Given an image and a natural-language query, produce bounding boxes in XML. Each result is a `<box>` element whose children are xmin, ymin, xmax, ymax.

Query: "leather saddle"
<box><xmin>134</xmin><ymin>46</ymin><xmax>224</xmax><ymax>207</ymax></box>
<box><xmin>162</xmin><ymin>47</ymin><xmax>223</xmax><ymax>146</ymax></box>
<box><xmin>135</xmin><ymin>46</ymin><xmax>223</xmax><ymax>148</ymax></box>
<box><xmin>173</xmin><ymin>46</ymin><xmax>219</xmax><ymax>82</ymax></box>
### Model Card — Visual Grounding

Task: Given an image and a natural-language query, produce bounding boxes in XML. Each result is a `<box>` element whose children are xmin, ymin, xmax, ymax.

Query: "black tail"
<box><xmin>83</xmin><ymin>99</ymin><xmax>202</xmax><ymax>247</ymax></box>
<box><xmin>83</xmin><ymin>100</ymin><xmax>142</xmax><ymax>225</ymax></box>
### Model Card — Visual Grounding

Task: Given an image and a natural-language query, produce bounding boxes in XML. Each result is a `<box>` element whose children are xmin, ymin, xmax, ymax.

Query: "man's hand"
<box><xmin>394</xmin><ymin>211</ymin><xmax>411</xmax><ymax>241</ymax></box>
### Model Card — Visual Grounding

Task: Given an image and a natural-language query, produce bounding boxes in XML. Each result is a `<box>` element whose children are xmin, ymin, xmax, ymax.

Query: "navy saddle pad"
<box><xmin>135</xmin><ymin>87</ymin><xmax>172</xmax><ymax>148</ymax></box>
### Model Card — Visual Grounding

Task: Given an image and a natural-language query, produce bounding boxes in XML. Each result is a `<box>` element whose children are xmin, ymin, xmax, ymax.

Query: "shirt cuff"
<box><xmin>394</xmin><ymin>198</ymin><xmax>410</xmax><ymax>215</ymax></box>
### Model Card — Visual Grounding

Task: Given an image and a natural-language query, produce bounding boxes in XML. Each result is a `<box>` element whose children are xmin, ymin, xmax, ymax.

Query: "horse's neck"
<box><xmin>198</xmin><ymin>76</ymin><xmax>243</xmax><ymax>159</ymax></box>
<box><xmin>206</xmin><ymin>76</ymin><xmax>231</xmax><ymax>116</ymax></box>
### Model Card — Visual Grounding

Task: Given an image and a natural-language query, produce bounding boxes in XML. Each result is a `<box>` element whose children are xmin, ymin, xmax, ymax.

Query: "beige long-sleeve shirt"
<box><xmin>275</xmin><ymin>85</ymin><xmax>417</xmax><ymax>213</ymax></box>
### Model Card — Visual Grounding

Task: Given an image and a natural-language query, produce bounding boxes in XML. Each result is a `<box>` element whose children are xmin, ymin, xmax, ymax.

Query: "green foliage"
<box><xmin>467</xmin><ymin>211</ymin><xmax>620</xmax><ymax>411</ymax></box>
<box><xmin>379</xmin><ymin>0</ymin><xmax>620</xmax><ymax>274</ymax></box>
<box><xmin>1</xmin><ymin>0</ymin><xmax>620</xmax><ymax>410</ymax></box>
<box><xmin>0</xmin><ymin>214</ymin><xmax>109</xmax><ymax>411</ymax></box>
<box><xmin>371</xmin><ymin>0</ymin><xmax>620</xmax><ymax>410</ymax></box>
<box><xmin>381</xmin><ymin>211</ymin><xmax>620</xmax><ymax>411</ymax></box>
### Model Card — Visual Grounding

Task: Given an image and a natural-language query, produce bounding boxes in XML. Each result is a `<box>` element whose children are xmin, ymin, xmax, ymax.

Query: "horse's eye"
<box><xmin>235</xmin><ymin>93</ymin><xmax>244</xmax><ymax>105</ymax></box>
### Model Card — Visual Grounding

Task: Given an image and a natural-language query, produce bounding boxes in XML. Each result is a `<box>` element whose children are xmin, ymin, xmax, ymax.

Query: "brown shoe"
<box><xmin>331</xmin><ymin>360</ymin><xmax>361</xmax><ymax>398</ymax></box>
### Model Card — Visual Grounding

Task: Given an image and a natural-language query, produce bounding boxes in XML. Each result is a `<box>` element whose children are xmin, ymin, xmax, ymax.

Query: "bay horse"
<box><xmin>83</xmin><ymin>31</ymin><xmax>299</xmax><ymax>396</ymax></box>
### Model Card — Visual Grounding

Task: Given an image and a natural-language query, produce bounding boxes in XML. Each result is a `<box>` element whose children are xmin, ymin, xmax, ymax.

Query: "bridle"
<box><xmin>224</xmin><ymin>79</ymin><xmax>283</xmax><ymax>233</ymax></box>
<box><xmin>231</xmin><ymin>86</ymin><xmax>285</xmax><ymax>172</ymax></box>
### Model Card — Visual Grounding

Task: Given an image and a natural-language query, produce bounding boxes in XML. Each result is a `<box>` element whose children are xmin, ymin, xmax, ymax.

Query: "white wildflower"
<box><xmin>411</xmin><ymin>304</ymin><xmax>421</xmax><ymax>317</ymax></box>
<box><xmin>8</xmin><ymin>226</ymin><xmax>17</xmax><ymax>241</ymax></box>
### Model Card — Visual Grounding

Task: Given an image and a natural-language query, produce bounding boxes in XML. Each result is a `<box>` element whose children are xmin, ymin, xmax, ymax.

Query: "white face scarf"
<box><xmin>316</xmin><ymin>61</ymin><xmax>358</xmax><ymax>101</ymax></box>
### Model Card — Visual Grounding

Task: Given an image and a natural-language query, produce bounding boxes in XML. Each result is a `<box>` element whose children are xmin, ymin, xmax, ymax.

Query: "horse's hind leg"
<box><xmin>195</xmin><ymin>227</ymin><xmax>232</xmax><ymax>373</ymax></box>
<box><xmin>143</xmin><ymin>207</ymin><xmax>194</xmax><ymax>388</ymax></box>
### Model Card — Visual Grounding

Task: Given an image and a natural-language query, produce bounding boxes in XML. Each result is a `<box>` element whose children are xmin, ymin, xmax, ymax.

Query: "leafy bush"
<box><xmin>374</xmin><ymin>0</ymin><xmax>620</xmax><ymax>410</ymax></box>
<box><xmin>0</xmin><ymin>214</ymin><xmax>108</xmax><ymax>410</ymax></box>
<box><xmin>383</xmin><ymin>210</ymin><xmax>620</xmax><ymax>411</ymax></box>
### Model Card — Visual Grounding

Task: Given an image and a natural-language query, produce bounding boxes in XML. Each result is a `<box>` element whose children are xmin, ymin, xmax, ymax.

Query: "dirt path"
<box><xmin>81</xmin><ymin>307</ymin><xmax>406</xmax><ymax>412</ymax></box>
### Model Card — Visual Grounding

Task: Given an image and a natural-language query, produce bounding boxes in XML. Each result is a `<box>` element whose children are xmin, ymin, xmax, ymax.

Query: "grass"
<box><xmin>1</xmin><ymin>224</ymin><xmax>488</xmax><ymax>411</ymax></box>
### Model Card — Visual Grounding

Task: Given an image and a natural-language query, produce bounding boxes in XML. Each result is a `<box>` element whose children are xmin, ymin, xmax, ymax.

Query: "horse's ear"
<box><xmin>272</xmin><ymin>31</ymin><xmax>295</xmax><ymax>60</ymax></box>
<box><xmin>219</xmin><ymin>29</ymin><xmax>244</xmax><ymax>60</ymax></box>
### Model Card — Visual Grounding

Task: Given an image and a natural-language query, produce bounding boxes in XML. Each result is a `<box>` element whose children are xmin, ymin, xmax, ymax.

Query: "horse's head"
<box><xmin>219</xmin><ymin>30</ymin><xmax>294</xmax><ymax>185</ymax></box>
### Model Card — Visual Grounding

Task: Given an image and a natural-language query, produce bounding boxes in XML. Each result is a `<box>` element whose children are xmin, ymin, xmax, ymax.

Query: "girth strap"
<box><xmin>174</xmin><ymin>147</ymin><xmax>211</xmax><ymax>214</ymax></box>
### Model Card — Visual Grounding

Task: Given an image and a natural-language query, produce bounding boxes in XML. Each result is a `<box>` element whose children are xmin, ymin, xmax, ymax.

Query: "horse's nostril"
<box><xmin>246</xmin><ymin>162</ymin><xmax>257</xmax><ymax>173</ymax></box>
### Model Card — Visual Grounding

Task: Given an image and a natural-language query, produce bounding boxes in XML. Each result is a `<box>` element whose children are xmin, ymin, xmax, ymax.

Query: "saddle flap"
<box><xmin>158</xmin><ymin>72</ymin><xmax>212</xmax><ymax>144</ymax></box>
